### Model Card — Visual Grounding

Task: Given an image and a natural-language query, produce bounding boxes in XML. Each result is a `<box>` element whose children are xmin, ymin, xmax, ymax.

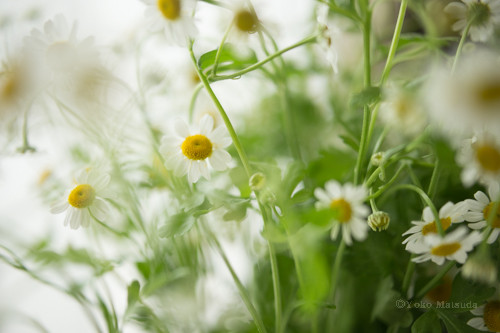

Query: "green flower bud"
<box><xmin>368</xmin><ymin>211</ymin><xmax>390</xmax><ymax>232</ymax></box>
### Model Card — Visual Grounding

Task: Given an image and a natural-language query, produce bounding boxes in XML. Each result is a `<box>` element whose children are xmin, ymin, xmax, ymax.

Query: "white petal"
<box><xmin>70</xmin><ymin>209</ymin><xmax>82</xmax><ymax>229</ymax></box>
<box><xmin>467</xmin><ymin>317</ymin><xmax>487</xmax><ymax>331</ymax></box>
<box><xmin>325</xmin><ymin>181</ymin><xmax>341</xmax><ymax>197</ymax></box>
<box><xmin>314</xmin><ymin>188</ymin><xmax>331</xmax><ymax>203</ymax></box>
<box><xmin>174</xmin><ymin>118</ymin><xmax>190</xmax><ymax>138</ymax></box>
<box><xmin>423</xmin><ymin>206</ymin><xmax>433</xmax><ymax>222</ymax></box>
<box><xmin>444</xmin><ymin>2</ymin><xmax>467</xmax><ymax>17</ymax></box>
<box><xmin>80</xmin><ymin>210</ymin><xmax>91</xmax><ymax>228</ymax></box>
<box><xmin>209</xmin><ymin>149</ymin><xmax>231</xmax><ymax>171</ymax></box>
<box><xmin>474</xmin><ymin>191</ymin><xmax>490</xmax><ymax>205</ymax></box>
<box><xmin>342</xmin><ymin>226</ymin><xmax>353</xmax><ymax>246</ymax></box>
<box><xmin>188</xmin><ymin>162</ymin><xmax>201</xmax><ymax>183</ymax></box>
<box><xmin>90</xmin><ymin>198</ymin><xmax>109</xmax><ymax>221</ymax></box>
<box><xmin>198</xmin><ymin>114</ymin><xmax>214</xmax><ymax>135</ymax></box>
<box><xmin>464</xmin><ymin>212</ymin><xmax>485</xmax><ymax>222</ymax></box>
<box><xmin>51</xmin><ymin>201</ymin><xmax>69</xmax><ymax>214</ymax></box>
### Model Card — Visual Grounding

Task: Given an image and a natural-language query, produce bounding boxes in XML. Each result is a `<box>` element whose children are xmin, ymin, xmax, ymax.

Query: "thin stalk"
<box><xmin>330</xmin><ymin>239</ymin><xmax>346</xmax><ymax>301</ymax></box>
<box><xmin>367</xmin><ymin>163</ymin><xmax>406</xmax><ymax>200</ymax></box>
<box><xmin>268</xmin><ymin>241</ymin><xmax>283</xmax><ymax>333</ymax></box>
<box><xmin>354</xmin><ymin>106</ymin><xmax>371</xmax><ymax>185</ymax></box>
<box><xmin>212</xmin><ymin>22</ymin><xmax>234</xmax><ymax>75</ymax></box>
<box><xmin>415</xmin><ymin>261</ymin><xmax>455</xmax><ymax>299</ymax></box>
<box><xmin>426</xmin><ymin>156</ymin><xmax>440</xmax><ymax>201</ymax></box>
<box><xmin>379</xmin><ymin>0</ymin><xmax>408</xmax><ymax>85</ymax></box>
<box><xmin>189</xmin><ymin>42</ymin><xmax>252</xmax><ymax>177</ymax></box>
<box><xmin>209</xmin><ymin>35</ymin><xmax>317</xmax><ymax>82</ymax></box>
<box><xmin>18</xmin><ymin>107</ymin><xmax>36</xmax><ymax>153</ymax></box>
<box><xmin>188</xmin><ymin>84</ymin><xmax>204</xmax><ymax>122</ymax></box>
<box><xmin>401</xmin><ymin>258</ymin><xmax>415</xmax><ymax>297</ymax></box>
<box><xmin>451</xmin><ymin>22</ymin><xmax>472</xmax><ymax>74</ymax></box>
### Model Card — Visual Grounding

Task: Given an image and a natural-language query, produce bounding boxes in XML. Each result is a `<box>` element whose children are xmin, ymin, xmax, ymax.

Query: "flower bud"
<box><xmin>249</xmin><ymin>172</ymin><xmax>266</xmax><ymax>191</ymax></box>
<box><xmin>462</xmin><ymin>248</ymin><xmax>497</xmax><ymax>284</ymax></box>
<box><xmin>368</xmin><ymin>211</ymin><xmax>390</xmax><ymax>231</ymax></box>
<box><xmin>371</xmin><ymin>152</ymin><xmax>385</xmax><ymax>167</ymax></box>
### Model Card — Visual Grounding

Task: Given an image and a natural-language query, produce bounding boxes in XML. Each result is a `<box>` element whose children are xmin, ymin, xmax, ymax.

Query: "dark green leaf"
<box><xmin>412</xmin><ymin>310</ymin><xmax>441</xmax><ymax>333</ymax></box>
<box><xmin>447</xmin><ymin>273</ymin><xmax>495</xmax><ymax>312</ymax></box>
<box><xmin>436</xmin><ymin>309</ymin><xmax>479</xmax><ymax>333</ymax></box>
<box><xmin>127</xmin><ymin>280</ymin><xmax>141</xmax><ymax>308</ymax></box>
<box><xmin>350</xmin><ymin>86</ymin><xmax>381</xmax><ymax>109</ymax></box>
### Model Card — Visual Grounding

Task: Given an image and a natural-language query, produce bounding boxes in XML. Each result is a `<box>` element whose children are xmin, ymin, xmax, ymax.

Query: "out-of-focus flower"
<box><xmin>457</xmin><ymin>132</ymin><xmax>500</xmax><ymax>186</ymax></box>
<box><xmin>445</xmin><ymin>0</ymin><xmax>500</xmax><ymax>42</ymax></box>
<box><xmin>316</xmin><ymin>3</ymin><xmax>339</xmax><ymax>73</ymax></box>
<box><xmin>0</xmin><ymin>59</ymin><xmax>31</xmax><ymax>123</ymax></box>
<box><xmin>249</xmin><ymin>172</ymin><xmax>266</xmax><ymax>191</ymax></box>
<box><xmin>462</xmin><ymin>247</ymin><xmax>497</xmax><ymax>284</ymax></box>
<box><xmin>314</xmin><ymin>180</ymin><xmax>370</xmax><ymax>245</ymax></box>
<box><xmin>50</xmin><ymin>168</ymin><xmax>113</xmax><ymax>230</ymax></box>
<box><xmin>141</xmin><ymin>0</ymin><xmax>197</xmax><ymax>45</ymax></box>
<box><xmin>425</xmin><ymin>51</ymin><xmax>500</xmax><ymax>138</ymax></box>
<box><xmin>410</xmin><ymin>227</ymin><xmax>482</xmax><ymax>265</ymax></box>
<box><xmin>468</xmin><ymin>301</ymin><xmax>500</xmax><ymax>332</ymax></box>
<box><xmin>160</xmin><ymin>115</ymin><xmax>232</xmax><ymax>183</ymax></box>
<box><xmin>403</xmin><ymin>202</ymin><xmax>467</xmax><ymax>251</ymax></box>
<box><xmin>379</xmin><ymin>84</ymin><xmax>427</xmax><ymax>138</ymax></box>
<box><xmin>464</xmin><ymin>182</ymin><xmax>500</xmax><ymax>243</ymax></box>
<box><xmin>232</xmin><ymin>2</ymin><xmax>259</xmax><ymax>35</ymax></box>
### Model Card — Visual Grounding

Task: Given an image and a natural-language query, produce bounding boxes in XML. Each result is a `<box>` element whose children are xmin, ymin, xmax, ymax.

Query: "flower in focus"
<box><xmin>457</xmin><ymin>133</ymin><xmax>500</xmax><ymax>187</ymax></box>
<box><xmin>410</xmin><ymin>227</ymin><xmax>482</xmax><ymax>265</ymax></box>
<box><xmin>424</xmin><ymin>51</ymin><xmax>500</xmax><ymax>138</ymax></box>
<box><xmin>314</xmin><ymin>180</ymin><xmax>370</xmax><ymax>245</ymax></box>
<box><xmin>402</xmin><ymin>202</ymin><xmax>467</xmax><ymax>251</ymax></box>
<box><xmin>445</xmin><ymin>0</ymin><xmax>500</xmax><ymax>42</ymax></box>
<box><xmin>367</xmin><ymin>211</ymin><xmax>390</xmax><ymax>232</ymax></box>
<box><xmin>51</xmin><ymin>168</ymin><xmax>112</xmax><ymax>230</ymax></box>
<box><xmin>141</xmin><ymin>0</ymin><xmax>197</xmax><ymax>45</ymax></box>
<box><xmin>464</xmin><ymin>182</ymin><xmax>500</xmax><ymax>243</ymax></box>
<box><xmin>160</xmin><ymin>115</ymin><xmax>232</xmax><ymax>183</ymax></box>
<box><xmin>468</xmin><ymin>301</ymin><xmax>500</xmax><ymax>332</ymax></box>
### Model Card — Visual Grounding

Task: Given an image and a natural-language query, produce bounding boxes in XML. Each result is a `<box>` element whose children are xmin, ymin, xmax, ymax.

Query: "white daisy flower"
<box><xmin>314</xmin><ymin>180</ymin><xmax>370</xmax><ymax>246</ymax></box>
<box><xmin>410</xmin><ymin>227</ymin><xmax>482</xmax><ymax>265</ymax></box>
<box><xmin>141</xmin><ymin>0</ymin><xmax>197</xmax><ymax>46</ymax></box>
<box><xmin>51</xmin><ymin>168</ymin><xmax>112</xmax><ymax>230</ymax></box>
<box><xmin>424</xmin><ymin>51</ymin><xmax>500</xmax><ymax>138</ymax></box>
<box><xmin>23</xmin><ymin>15</ymin><xmax>98</xmax><ymax>85</ymax></box>
<box><xmin>231</xmin><ymin>1</ymin><xmax>259</xmax><ymax>35</ymax></box>
<box><xmin>316</xmin><ymin>3</ymin><xmax>339</xmax><ymax>73</ymax></box>
<box><xmin>464</xmin><ymin>182</ymin><xmax>500</xmax><ymax>243</ymax></box>
<box><xmin>445</xmin><ymin>0</ymin><xmax>500</xmax><ymax>42</ymax></box>
<box><xmin>458</xmin><ymin>132</ymin><xmax>500</xmax><ymax>187</ymax></box>
<box><xmin>379</xmin><ymin>84</ymin><xmax>427</xmax><ymax>139</ymax></box>
<box><xmin>402</xmin><ymin>202</ymin><xmax>467</xmax><ymax>251</ymax></box>
<box><xmin>160</xmin><ymin>115</ymin><xmax>232</xmax><ymax>183</ymax></box>
<box><xmin>468</xmin><ymin>301</ymin><xmax>500</xmax><ymax>332</ymax></box>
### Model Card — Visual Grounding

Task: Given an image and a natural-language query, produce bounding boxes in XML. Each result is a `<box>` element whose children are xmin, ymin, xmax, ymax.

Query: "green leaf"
<box><xmin>282</xmin><ymin>161</ymin><xmax>305</xmax><ymax>199</ymax></box>
<box><xmin>436</xmin><ymin>309</ymin><xmax>478</xmax><ymax>333</ymax></box>
<box><xmin>229</xmin><ymin>166</ymin><xmax>251</xmax><ymax>198</ymax></box>
<box><xmin>127</xmin><ymin>280</ymin><xmax>141</xmax><ymax>308</ymax></box>
<box><xmin>291</xmin><ymin>188</ymin><xmax>312</xmax><ymax>204</ymax></box>
<box><xmin>198</xmin><ymin>43</ymin><xmax>258</xmax><ymax>73</ymax></box>
<box><xmin>370</xmin><ymin>276</ymin><xmax>413</xmax><ymax>327</ymax></box>
<box><xmin>447</xmin><ymin>273</ymin><xmax>495</xmax><ymax>312</ymax></box>
<box><xmin>307</xmin><ymin>149</ymin><xmax>356</xmax><ymax>184</ymax></box>
<box><xmin>222</xmin><ymin>202</ymin><xmax>248</xmax><ymax>222</ymax></box>
<box><xmin>159</xmin><ymin>212</ymin><xmax>196</xmax><ymax>238</ymax></box>
<box><xmin>412</xmin><ymin>310</ymin><xmax>441</xmax><ymax>333</ymax></box>
<box><xmin>350</xmin><ymin>86</ymin><xmax>381</xmax><ymax>109</ymax></box>
<box><xmin>339</xmin><ymin>134</ymin><xmax>359</xmax><ymax>152</ymax></box>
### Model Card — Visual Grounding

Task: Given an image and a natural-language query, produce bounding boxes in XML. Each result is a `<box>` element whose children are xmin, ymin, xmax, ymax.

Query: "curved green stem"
<box><xmin>367</xmin><ymin>163</ymin><xmax>406</xmax><ymax>200</ymax></box>
<box><xmin>188</xmin><ymin>84</ymin><xmax>204</xmax><ymax>122</ymax></box>
<box><xmin>212</xmin><ymin>22</ymin><xmax>233</xmax><ymax>75</ymax></box>
<box><xmin>209</xmin><ymin>35</ymin><xmax>317</xmax><ymax>82</ymax></box>
<box><xmin>451</xmin><ymin>22</ymin><xmax>472</xmax><ymax>74</ymax></box>
<box><xmin>379</xmin><ymin>0</ymin><xmax>408</xmax><ymax>85</ymax></box>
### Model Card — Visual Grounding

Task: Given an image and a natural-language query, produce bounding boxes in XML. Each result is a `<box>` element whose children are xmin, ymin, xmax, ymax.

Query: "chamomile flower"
<box><xmin>141</xmin><ymin>0</ymin><xmax>197</xmax><ymax>46</ymax></box>
<box><xmin>160</xmin><ymin>115</ymin><xmax>232</xmax><ymax>183</ymax></box>
<box><xmin>458</xmin><ymin>133</ymin><xmax>500</xmax><ymax>186</ymax></box>
<box><xmin>402</xmin><ymin>202</ymin><xmax>467</xmax><ymax>251</ymax></box>
<box><xmin>464</xmin><ymin>182</ymin><xmax>500</xmax><ymax>243</ymax></box>
<box><xmin>23</xmin><ymin>15</ymin><xmax>98</xmax><ymax>85</ymax></box>
<box><xmin>410</xmin><ymin>227</ymin><xmax>482</xmax><ymax>265</ymax></box>
<box><xmin>50</xmin><ymin>168</ymin><xmax>112</xmax><ymax>230</ymax></box>
<box><xmin>468</xmin><ymin>301</ymin><xmax>500</xmax><ymax>332</ymax></box>
<box><xmin>445</xmin><ymin>0</ymin><xmax>500</xmax><ymax>42</ymax></box>
<box><xmin>425</xmin><ymin>51</ymin><xmax>500</xmax><ymax>138</ymax></box>
<box><xmin>314</xmin><ymin>180</ymin><xmax>370</xmax><ymax>246</ymax></box>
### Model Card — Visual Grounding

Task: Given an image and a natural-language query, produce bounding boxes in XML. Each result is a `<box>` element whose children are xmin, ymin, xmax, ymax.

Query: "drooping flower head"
<box><xmin>314</xmin><ymin>180</ymin><xmax>370</xmax><ymax>245</ymax></box>
<box><xmin>160</xmin><ymin>115</ymin><xmax>232</xmax><ymax>183</ymax></box>
<box><xmin>464</xmin><ymin>182</ymin><xmax>500</xmax><ymax>243</ymax></box>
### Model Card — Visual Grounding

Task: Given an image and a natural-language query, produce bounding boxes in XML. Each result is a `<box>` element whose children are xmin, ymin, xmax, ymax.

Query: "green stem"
<box><xmin>189</xmin><ymin>41</ymin><xmax>252</xmax><ymax>178</ymax></box>
<box><xmin>379</xmin><ymin>0</ymin><xmax>408</xmax><ymax>85</ymax></box>
<box><xmin>209</xmin><ymin>35</ymin><xmax>317</xmax><ymax>82</ymax></box>
<box><xmin>451</xmin><ymin>22</ymin><xmax>472</xmax><ymax>74</ymax></box>
<box><xmin>367</xmin><ymin>163</ymin><xmax>406</xmax><ymax>200</ymax></box>
<box><xmin>212</xmin><ymin>22</ymin><xmax>233</xmax><ymax>75</ymax></box>
<box><xmin>401</xmin><ymin>258</ymin><xmax>415</xmax><ymax>297</ymax></box>
<box><xmin>330</xmin><ymin>239</ymin><xmax>346</xmax><ymax>301</ymax></box>
<box><xmin>268</xmin><ymin>241</ymin><xmax>283</xmax><ymax>333</ymax></box>
<box><xmin>188</xmin><ymin>84</ymin><xmax>204</xmax><ymax>122</ymax></box>
<box><xmin>206</xmin><ymin>226</ymin><xmax>268</xmax><ymax>333</ymax></box>
<box><xmin>426</xmin><ymin>155</ymin><xmax>440</xmax><ymax>201</ymax></box>
<box><xmin>415</xmin><ymin>261</ymin><xmax>455</xmax><ymax>299</ymax></box>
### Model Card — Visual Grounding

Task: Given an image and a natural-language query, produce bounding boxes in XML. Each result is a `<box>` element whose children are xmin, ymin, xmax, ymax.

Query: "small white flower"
<box><xmin>141</xmin><ymin>0</ymin><xmax>197</xmax><ymax>46</ymax></box>
<box><xmin>51</xmin><ymin>168</ymin><xmax>112</xmax><ymax>230</ymax></box>
<box><xmin>464</xmin><ymin>182</ymin><xmax>500</xmax><ymax>243</ymax></box>
<box><xmin>316</xmin><ymin>3</ymin><xmax>339</xmax><ymax>73</ymax></box>
<box><xmin>424</xmin><ymin>51</ymin><xmax>500</xmax><ymax>138</ymax></box>
<box><xmin>314</xmin><ymin>180</ymin><xmax>370</xmax><ymax>246</ymax></box>
<box><xmin>402</xmin><ymin>202</ymin><xmax>467</xmax><ymax>251</ymax></box>
<box><xmin>458</xmin><ymin>132</ymin><xmax>500</xmax><ymax>187</ymax></box>
<box><xmin>410</xmin><ymin>227</ymin><xmax>482</xmax><ymax>265</ymax></box>
<box><xmin>160</xmin><ymin>115</ymin><xmax>232</xmax><ymax>183</ymax></box>
<box><xmin>445</xmin><ymin>0</ymin><xmax>500</xmax><ymax>42</ymax></box>
<box><xmin>468</xmin><ymin>301</ymin><xmax>500</xmax><ymax>332</ymax></box>
<box><xmin>23</xmin><ymin>15</ymin><xmax>98</xmax><ymax>85</ymax></box>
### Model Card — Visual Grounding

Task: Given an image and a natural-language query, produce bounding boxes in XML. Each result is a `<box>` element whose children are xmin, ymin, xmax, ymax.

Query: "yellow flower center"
<box><xmin>422</xmin><ymin>217</ymin><xmax>452</xmax><ymax>235</ymax></box>
<box><xmin>1</xmin><ymin>73</ymin><xmax>19</xmax><ymax>101</ymax></box>
<box><xmin>68</xmin><ymin>184</ymin><xmax>96</xmax><ymax>208</ymax></box>
<box><xmin>430</xmin><ymin>242</ymin><xmax>461</xmax><ymax>257</ymax></box>
<box><xmin>181</xmin><ymin>134</ymin><xmax>213</xmax><ymax>160</ymax></box>
<box><xmin>330</xmin><ymin>198</ymin><xmax>352</xmax><ymax>223</ymax></box>
<box><xmin>484</xmin><ymin>301</ymin><xmax>500</xmax><ymax>332</ymax></box>
<box><xmin>234</xmin><ymin>10</ymin><xmax>258</xmax><ymax>33</ymax></box>
<box><xmin>483</xmin><ymin>201</ymin><xmax>500</xmax><ymax>228</ymax></box>
<box><xmin>157</xmin><ymin>0</ymin><xmax>181</xmax><ymax>21</ymax></box>
<box><xmin>476</xmin><ymin>80</ymin><xmax>500</xmax><ymax>106</ymax></box>
<box><xmin>475</xmin><ymin>143</ymin><xmax>500</xmax><ymax>172</ymax></box>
